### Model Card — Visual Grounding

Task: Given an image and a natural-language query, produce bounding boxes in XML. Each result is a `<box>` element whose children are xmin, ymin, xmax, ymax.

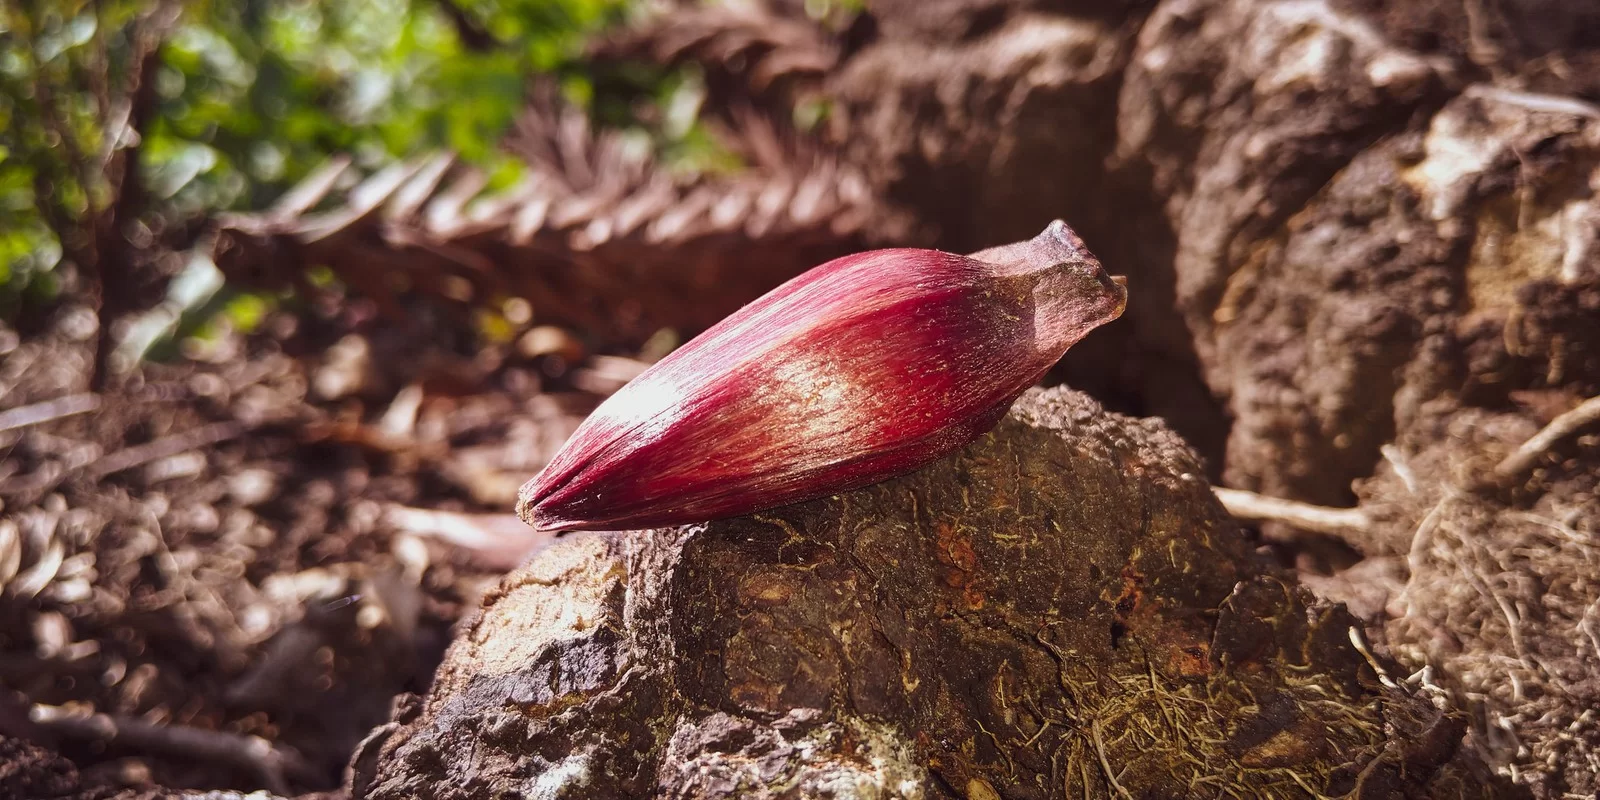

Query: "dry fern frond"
<box><xmin>588</xmin><ymin>1</ymin><xmax>840</xmax><ymax>116</ymax></box>
<box><xmin>211</xmin><ymin>92</ymin><xmax>909</xmax><ymax>341</ymax></box>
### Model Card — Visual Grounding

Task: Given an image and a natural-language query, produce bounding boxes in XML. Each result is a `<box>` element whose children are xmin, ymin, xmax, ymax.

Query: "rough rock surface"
<box><xmin>1104</xmin><ymin>0</ymin><xmax>1454</xmax><ymax>491</ymax></box>
<box><xmin>1184</xmin><ymin>88</ymin><xmax>1592</xmax><ymax>509</ymax></box>
<box><xmin>1109</xmin><ymin>12</ymin><xmax>1600</xmax><ymax>789</ymax></box>
<box><xmin>354</xmin><ymin>389</ymin><xmax>1510</xmax><ymax>799</ymax></box>
<box><xmin>829</xmin><ymin>12</ymin><xmax>1130</xmax><ymax>253</ymax></box>
<box><xmin>1204</xmin><ymin>87</ymin><xmax>1599</xmax><ymax>504</ymax></box>
<box><xmin>1095</xmin><ymin>4</ymin><xmax>1600</xmax><ymax>793</ymax></box>
<box><xmin>0</xmin><ymin>736</ymin><xmax>96</xmax><ymax>800</ymax></box>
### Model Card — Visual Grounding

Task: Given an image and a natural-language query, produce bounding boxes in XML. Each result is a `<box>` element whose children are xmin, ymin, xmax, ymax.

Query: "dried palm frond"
<box><xmin>211</xmin><ymin>92</ymin><xmax>907</xmax><ymax>342</ymax></box>
<box><xmin>588</xmin><ymin>0</ymin><xmax>841</xmax><ymax>118</ymax></box>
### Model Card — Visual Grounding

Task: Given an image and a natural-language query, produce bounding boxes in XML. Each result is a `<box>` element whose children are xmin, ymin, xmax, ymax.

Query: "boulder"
<box><xmin>354</xmin><ymin>389</ymin><xmax>1509</xmax><ymax>798</ymax></box>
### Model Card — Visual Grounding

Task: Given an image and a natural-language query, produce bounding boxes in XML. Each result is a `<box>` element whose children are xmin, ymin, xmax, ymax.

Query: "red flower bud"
<box><xmin>519</xmin><ymin>220</ymin><xmax>1126</xmax><ymax>531</ymax></box>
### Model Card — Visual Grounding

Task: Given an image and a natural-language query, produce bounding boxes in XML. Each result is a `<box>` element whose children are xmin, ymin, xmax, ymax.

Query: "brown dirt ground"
<box><xmin>0</xmin><ymin>289</ymin><xmax>620</xmax><ymax>796</ymax></box>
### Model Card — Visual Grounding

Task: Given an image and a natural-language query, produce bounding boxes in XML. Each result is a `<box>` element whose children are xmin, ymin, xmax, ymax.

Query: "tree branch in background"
<box><xmin>432</xmin><ymin>0</ymin><xmax>498</xmax><ymax>52</ymax></box>
<box><xmin>87</xmin><ymin>2</ymin><xmax>181</xmax><ymax>390</ymax></box>
<box><xmin>10</xmin><ymin>0</ymin><xmax>182</xmax><ymax>390</ymax></box>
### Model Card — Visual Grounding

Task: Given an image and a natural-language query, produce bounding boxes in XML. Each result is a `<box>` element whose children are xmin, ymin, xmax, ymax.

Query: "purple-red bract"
<box><xmin>518</xmin><ymin>219</ymin><xmax>1127</xmax><ymax>531</ymax></box>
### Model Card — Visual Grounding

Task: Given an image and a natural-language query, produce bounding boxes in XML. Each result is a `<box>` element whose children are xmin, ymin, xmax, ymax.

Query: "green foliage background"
<box><xmin>0</xmin><ymin>0</ymin><xmax>630</xmax><ymax>317</ymax></box>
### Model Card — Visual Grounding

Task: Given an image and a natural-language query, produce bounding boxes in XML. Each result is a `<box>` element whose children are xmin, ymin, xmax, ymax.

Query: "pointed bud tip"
<box><xmin>1112</xmin><ymin>275</ymin><xmax>1128</xmax><ymax>288</ymax></box>
<box><xmin>514</xmin><ymin>480</ymin><xmax>546</xmax><ymax>523</ymax></box>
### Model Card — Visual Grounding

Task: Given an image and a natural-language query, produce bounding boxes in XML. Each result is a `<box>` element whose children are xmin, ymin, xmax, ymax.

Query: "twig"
<box><xmin>28</xmin><ymin>703</ymin><xmax>315</xmax><ymax>794</ymax></box>
<box><xmin>1394</xmin><ymin>493</ymin><xmax>1451</xmax><ymax>618</ymax></box>
<box><xmin>0</xmin><ymin>394</ymin><xmax>102</xmax><ymax>434</ymax></box>
<box><xmin>87</xmin><ymin>421</ymin><xmax>247</xmax><ymax>479</ymax></box>
<box><xmin>1347</xmin><ymin>626</ymin><xmax>1399</xmax><ymax>690</ymax></box>
<box><xmin>1493</xmin><ymin>394</ymin><xmax>1600</xmax><ymax>482</ymax></box>
<box><xmin>1212</xmin><ymin>487</ymin><xmax>1373</xmax><ymax>542</ymax></box>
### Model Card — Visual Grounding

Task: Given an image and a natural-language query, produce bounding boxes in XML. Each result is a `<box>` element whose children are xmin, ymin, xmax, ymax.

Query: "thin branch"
<box><xmin>266</xmin><ymin>156</ymin><xmax>353</xmax><ymax>220</ymax></box>
<box><xmin>1213</xmin><ymin>486</ymin><xmax>1373</xmax><ymax>541</ymax></box>
<box><xmin>87</xmin><ymin>0</ymin><xmax>113</xmax><ymax>133</ymax></box>
<box><xmin>1493</xmin><ymin>394</ymin><xmax>1600</xmax><ymax>482</ymax></box>
<box><xmin>1394</xmin><ymin>494</ymin><xmax>1451</xmax><ymax>617</ymax></box>
<box><xmin>90</xmin><ymin>1</ymin><xmax>181</xmax><ymax>391</ymax></box>
<box><xmin>0</xmin><ymin>394</ymin><xmax>102</xmax><ymax>434</ymax></box>
<box><xmin>87</xmin><ymin>421</ymin><xmax>248</xmax><ymax>479</ymax></box>
<box><xmin>28</xmin><ymin>703</ymin><xmax>315</xmax><ymax>795</ymax></box>
<box><xmin>103</xmin><ymin>2</ymin><xmax>180</xmax><ymax>201</ymax></box>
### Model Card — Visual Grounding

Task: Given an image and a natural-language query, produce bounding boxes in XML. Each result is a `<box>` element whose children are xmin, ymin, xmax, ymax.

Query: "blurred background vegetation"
<box><xmin>0</xmin><ymin>0</ymin><xmax>675</xmax><ymax>330</ymax></box>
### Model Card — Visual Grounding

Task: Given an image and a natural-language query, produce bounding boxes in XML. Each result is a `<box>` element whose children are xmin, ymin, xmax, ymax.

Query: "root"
<box><xmin>1090</xmin><ymin>718</ymin><xmax>1135</xmax><ymax>800</ymax></box>
<box><xmin>1493</xmin><ymin>394</ymin><xmax>1600</xmax><ymax>483</ymax></box>
<box><xmin>1212</xmin><ymin>487</ymin><xmax>1372</xmax><ymax>544</ymax></box>
<box><xmin>1219</xmin><ymin>395</ymin><xmax>1600</xmax><ymax>550</ymax></box>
